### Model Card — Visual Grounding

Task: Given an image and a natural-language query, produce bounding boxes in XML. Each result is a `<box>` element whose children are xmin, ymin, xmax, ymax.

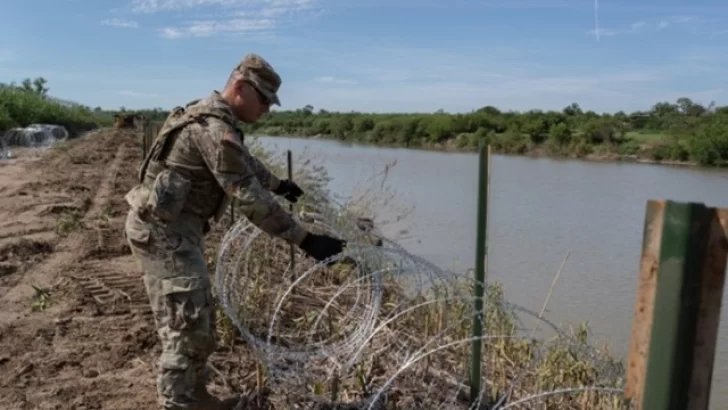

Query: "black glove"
<box><xmin>273</xmin><ymin>179</ymin><xmax>304</xmax><ymax>203</ymax></box>
<box><xmin>299</xmin><ymin>233</ymin><xmax>346</xmax><ymax>263</ymax></box>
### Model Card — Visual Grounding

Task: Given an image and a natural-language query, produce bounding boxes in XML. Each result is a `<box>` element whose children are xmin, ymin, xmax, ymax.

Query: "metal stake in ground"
<box><xmin>287</xmin><ymin>149</ymin><xmax>296</xmax><ymax>276</ymax></box>
<box><xmin>470</xmin><ymin>142</ymin><xmax>491</xmax><ymax>407</ymax></box>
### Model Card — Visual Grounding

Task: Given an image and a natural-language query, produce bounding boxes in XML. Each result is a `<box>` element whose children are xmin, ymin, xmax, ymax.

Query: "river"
<box><xmin>253</xmin><ymin>135</ymin><xmax>728</xmax><ymax>408</ymax></box>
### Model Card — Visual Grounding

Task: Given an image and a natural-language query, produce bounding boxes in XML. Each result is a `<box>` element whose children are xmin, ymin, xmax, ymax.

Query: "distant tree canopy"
<box><xmin>241</xmin><ymin>99</ymin><xmax>728</xmax><ymax>166</ymax></box>
<box><xmin>1</xmin><ymin>77</ymin><xmax>727</xmax><ymax>166</ymax></box>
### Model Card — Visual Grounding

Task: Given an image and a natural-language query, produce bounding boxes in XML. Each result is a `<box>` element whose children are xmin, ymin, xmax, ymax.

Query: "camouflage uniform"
<box><xmin>124</xmin><ymin>54</ymin><xmax>310</xmax><ymax>409</ymax></box>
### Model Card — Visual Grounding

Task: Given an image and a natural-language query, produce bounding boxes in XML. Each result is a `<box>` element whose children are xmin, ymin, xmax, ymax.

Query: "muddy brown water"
<box><xmin>254</xmin><ymin>135</ymin><xmax>728</xmax><ymax>408</ymax></box>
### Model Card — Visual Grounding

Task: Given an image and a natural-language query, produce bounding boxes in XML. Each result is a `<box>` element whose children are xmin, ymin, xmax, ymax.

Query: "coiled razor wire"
<box><xmin>3</xmin><ymin>124</ymin><xmax>69</xmax><ymax>147</ymax></box>
<box><xmin>213</xmin><ymin>201</ymin><xmax>630</xmax><ymax>409</ymax></box>
<box><xmin>1</xmin><ymin>124</ymin><xmax>69</xmax><ymax>159</ymax></box>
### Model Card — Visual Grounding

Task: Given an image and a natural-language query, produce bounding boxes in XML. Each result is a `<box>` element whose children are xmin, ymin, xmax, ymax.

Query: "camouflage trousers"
<box><xmin>124</xmin><ymin>210</ymin><xmax>217</xmax><ymax>409</ymax></box>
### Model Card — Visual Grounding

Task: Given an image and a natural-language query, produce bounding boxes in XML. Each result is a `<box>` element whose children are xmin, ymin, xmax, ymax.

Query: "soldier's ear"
<box><xmin>233</xmin><ymin>77</ymin><xmax>247</xmax><ymax>93</ymax></box>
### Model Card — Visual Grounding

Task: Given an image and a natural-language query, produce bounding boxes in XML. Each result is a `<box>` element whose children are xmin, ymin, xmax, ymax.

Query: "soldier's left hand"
<box><xmin>273</xmin><ymin>179</ymin><xmax>304</xmax><ymax>203</ymax></box>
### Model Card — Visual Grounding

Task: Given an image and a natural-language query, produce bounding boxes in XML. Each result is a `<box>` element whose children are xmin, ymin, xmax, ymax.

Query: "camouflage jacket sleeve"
<box><xmin>249</xmin><ymin>152</ymin><xmax>281</xmax><ymax>191</ymax></box>
<box><xmin>190</xmin><ymin>120</ymin><xmax>308</xmax><ymax>246</ymax></box>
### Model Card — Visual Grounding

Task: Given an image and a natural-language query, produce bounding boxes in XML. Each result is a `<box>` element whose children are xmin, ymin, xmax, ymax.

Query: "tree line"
<box><xmin>2</xmin><ymin>77</ymin><xmax>727</xmax><ymax>166</ymax></box>
<box><xmin>244</xmin><ymin>101</ymin><xmax>728</xmax><ymax>166</ymax></box>
<box><xmin>0</xmin><ymin>77</ymin><xmax>109</xmax><ymax>136</ymax></box>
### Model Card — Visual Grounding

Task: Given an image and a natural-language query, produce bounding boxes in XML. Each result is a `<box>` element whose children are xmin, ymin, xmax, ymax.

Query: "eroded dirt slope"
<box><xmin>0</xmin><ymin>129</ymin><xmax>250</xmax><ymax>410</ymax></box>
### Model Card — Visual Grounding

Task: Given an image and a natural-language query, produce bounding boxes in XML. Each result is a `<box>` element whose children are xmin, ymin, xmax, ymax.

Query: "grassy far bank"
<box><xmin>244</xmin><ymin>101</ymin><xmax>728</xmax><ymax>167</ymax></box>
<box><xmin>3</xmin><ymin>77</ymin><xmax>727</xmax><ymax>167</ymax></box>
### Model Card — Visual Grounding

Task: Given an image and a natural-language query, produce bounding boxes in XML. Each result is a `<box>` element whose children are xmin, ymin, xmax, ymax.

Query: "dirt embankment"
<box><xmin>0</xmin><ymin>129</ymin><xmax>248</xmax><ymax>410</ymax></box>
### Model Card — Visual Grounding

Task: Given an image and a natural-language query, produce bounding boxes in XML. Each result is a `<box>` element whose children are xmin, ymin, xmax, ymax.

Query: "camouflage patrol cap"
<box><xmin>236</xmin><ymin>53</ymin><xmax>281</xmax><ymax>106</ymax></box>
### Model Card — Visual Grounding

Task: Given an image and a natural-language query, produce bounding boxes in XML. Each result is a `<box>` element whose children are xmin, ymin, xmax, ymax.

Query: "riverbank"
<box><xmin>247</xmin><ymin>129</ymin><xmax>705</xmax><ymax>168</ymax></box>
<box><xmin>243</xmin><ymin>101</ymin><xmax>728</xmax><ymax>168</ymax></box>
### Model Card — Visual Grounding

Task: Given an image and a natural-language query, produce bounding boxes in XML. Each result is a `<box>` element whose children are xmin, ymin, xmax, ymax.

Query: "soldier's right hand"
<box><xmin>299</xmin><ymin>232</ymin><xmax>346</xmax><ymax>263</ymax></box>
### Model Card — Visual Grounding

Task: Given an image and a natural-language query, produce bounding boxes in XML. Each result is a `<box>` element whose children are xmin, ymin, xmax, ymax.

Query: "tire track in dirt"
<box><xmin>0</xmin><ymin>129</ymin><xmax>161</xmax><ymax>410</ymax></box>
<box><xmin>0</xmin><ymin>142</ymin><xmax>129</xmax><ymax>326</ymax></box>
<box><xmin>65</xmin><ymin>258</ymin><xmax>152</xmax><ymax>317</ymax></box>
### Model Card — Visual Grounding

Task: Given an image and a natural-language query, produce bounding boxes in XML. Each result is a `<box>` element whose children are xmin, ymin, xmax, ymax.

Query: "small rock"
<box><xmin>55</xmin><ymin>317</ymin><xmax>72</xmax><ymax>326</ymax></box>
<box><xmin>0</xmin><ymin>263</ymin><xmax>18</xmax><ymax>277</ymax></box>
<box><xmin>83</xmin><ymin>369</ymin><xmax>99</xmax><ymax>378</ymax></box>
<box><xmin>16</xmin><ymin>363</ymin><xmax>33</xmax><ymax>376</ymax></box>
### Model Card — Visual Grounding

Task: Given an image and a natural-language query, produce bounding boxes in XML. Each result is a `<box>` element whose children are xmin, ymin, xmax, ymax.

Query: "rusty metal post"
<box><xmin>625</xmin><ymin>200</ymin><xmax>728</xmax><ymax>410</ymax></box>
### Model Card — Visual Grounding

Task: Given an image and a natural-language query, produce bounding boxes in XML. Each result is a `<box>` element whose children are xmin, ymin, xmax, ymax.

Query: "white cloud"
<box><xmin>319</xmin><ymin>0</ymin><xmax>589</xmax><ymax>11</ymax></box>
<box><xmin>630</xmin><ymin>20</ymin><xmax>647</xmax><ymax>30</ymax></box>
<box><xmin>118</xmin><ymin>90</ymin><xmax>159</xmax><ymax>97</ymax></box>
<box><xmin>586</xmin><ymin>15</ymin><xmax>701</xmax><ymax>37</ymax></box>
<box><xmin>159</xmin><ymin>27</ymin><xmax>184</xmax><ymax>39</ymax></box>
<box><xmin>130</xmin><ymin>0</ymin><xmax>312</xmax><ymax>13</ymax></box>
<box><xmin>101</xmin><ymin>18</ymin><xmax>140</xmax><ymax>29</ymax></box>
<box><xmin>129</xmin><ymin>0</ymin><xmax>319</xmax><ymax>38</ymax></box>
<box><xmin>0</xmin><ymin>49</ymin><xmax>15</xmax><ymax>62</ymax></box>
<box><xmin>315</xmin><ymin>76</ymin><xmax>358</xmax><ymax>85</ymax></box>
<box><xmin>159</xmin><ymin>18</ymin><xmax>275</xmax><ymax>38</ymax></box>
<box><xmin>587</xmin><ymin>28</ymin><xmax>618</xmax><ymax>37</ymax></box>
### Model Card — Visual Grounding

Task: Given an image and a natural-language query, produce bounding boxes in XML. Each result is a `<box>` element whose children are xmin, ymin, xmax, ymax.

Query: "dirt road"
<box><xmin>0</xmin><ymin>129</ymin><xmax>247</xmax><ymax>410</ymax></box>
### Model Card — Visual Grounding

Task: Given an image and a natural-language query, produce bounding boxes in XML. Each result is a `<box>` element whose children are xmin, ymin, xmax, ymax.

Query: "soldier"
<box><xmin>123</xmin><ymin>53</ymin><xmax>346</xmax><ymax>409</ymax></box>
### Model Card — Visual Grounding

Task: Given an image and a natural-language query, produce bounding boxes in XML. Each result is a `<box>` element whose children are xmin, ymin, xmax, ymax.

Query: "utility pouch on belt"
<box><xmin>145</xmin><ymin>169</ymin><xmax>191</xmax><ymax>222</ymax></box>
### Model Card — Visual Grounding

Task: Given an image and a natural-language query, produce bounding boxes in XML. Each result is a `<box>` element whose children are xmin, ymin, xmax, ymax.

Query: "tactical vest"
<box><xmin>130</xmin><ymin>98</ymin><xmax>235</xmax><ymax>226</ymax></box>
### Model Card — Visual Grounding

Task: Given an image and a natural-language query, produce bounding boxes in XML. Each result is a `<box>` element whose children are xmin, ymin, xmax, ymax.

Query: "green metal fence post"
<box><xmin>287</xmin><ymin>149</ymin><xmax>296</xmax><ymax>276</ymax></box>
<box><xmin>470</xmin><ymin>142</ymin><xmax>490</xmax><ymax>406</ymax></box>
<box><xmin>642</xmin><ymin>200</ymin><xmax>710</xmax><ymax>410</ymax></box>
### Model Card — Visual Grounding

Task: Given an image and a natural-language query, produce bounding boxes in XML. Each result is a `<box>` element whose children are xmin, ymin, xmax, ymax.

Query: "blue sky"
<box><xmin>1</xmin><ymin>0</ymin><xmax>726</xmax><ymax>113</ymax></box>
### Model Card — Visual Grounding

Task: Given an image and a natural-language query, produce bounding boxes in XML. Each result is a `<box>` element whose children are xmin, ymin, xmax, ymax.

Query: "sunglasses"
<box><xmin>244</xmin><ymin>80</ymin><xmax>271</xmax><ymax>106</ymax></box>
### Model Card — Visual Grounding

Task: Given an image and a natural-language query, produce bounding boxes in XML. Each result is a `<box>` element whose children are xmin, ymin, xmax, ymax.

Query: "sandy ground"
<box><xmin>0</xmin><ymin>129</ymin><xmax>249</xmax><ymax>410</ymax></box>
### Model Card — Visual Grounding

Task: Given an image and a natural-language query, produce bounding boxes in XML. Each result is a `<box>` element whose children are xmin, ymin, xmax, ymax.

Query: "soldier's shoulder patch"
<box><xmin>221</xmin><ymin>131</ymin><xmax>244</xmax><ymax>150</ymax></box>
